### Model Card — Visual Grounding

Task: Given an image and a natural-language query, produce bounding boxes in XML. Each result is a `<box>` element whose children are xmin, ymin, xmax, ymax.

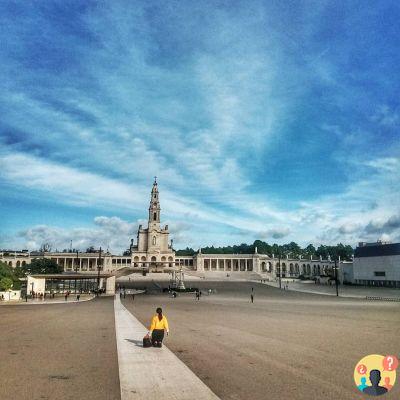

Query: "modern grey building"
<box><xmin>353</xmin><ymin>241</ymin><xmax>400</xmax><ymax>287</ymax></box>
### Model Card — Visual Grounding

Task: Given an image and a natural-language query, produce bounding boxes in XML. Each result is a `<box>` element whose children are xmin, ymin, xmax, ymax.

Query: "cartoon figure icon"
<box><xmin>354</xmin><ymin>354</ymin><xmax>397</xmax><ymax>396</ymax></box>
<box><xmin>383</xmin><ymin>377</ymin><xmax>393</xmax><ymax>391</ymax></box>
<box><xmin>358</xmin><ymin>377</ymin><xmax>368</xmax><ymax>392</ymax></box>
<box><xmin>363</xmin><ymin>370</ymin><xmax>388</xmax><ymax>396</ymax></box>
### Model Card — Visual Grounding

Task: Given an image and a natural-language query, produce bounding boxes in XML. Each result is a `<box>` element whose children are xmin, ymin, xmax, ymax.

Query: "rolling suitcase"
<box><xmin>143</xmin><ymin>334</ymin><xmax>152</xmax><ymax>348</ymax></box>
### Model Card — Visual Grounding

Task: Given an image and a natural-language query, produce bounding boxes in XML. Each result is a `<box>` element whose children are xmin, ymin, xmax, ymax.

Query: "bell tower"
<box><xmin>148</xmin><ymin>177</ymin><xmax>161</xmax><ymax>230</ymax></box>
<box><xmin>133</xmin><ymin>178</ymin><xmax>174</xmax><ymax>263</ymax></box>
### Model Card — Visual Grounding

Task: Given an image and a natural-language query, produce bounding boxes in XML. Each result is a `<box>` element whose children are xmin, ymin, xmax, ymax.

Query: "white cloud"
<box><xmin>371</xmin><ymin>105</ymin><xmax>399</xmax><ymax>127</ymax></box>
<box><xmin>365</xmin><ymin>157</ymin><xmax>400</xmax><ymax>173</ymax></box>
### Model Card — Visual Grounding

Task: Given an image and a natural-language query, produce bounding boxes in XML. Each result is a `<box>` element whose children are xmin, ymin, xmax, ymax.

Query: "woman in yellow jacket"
<box><xmin>148</xmin><ymin>307</ymin><xmax>169</xmax><ymax>347</ymax></box>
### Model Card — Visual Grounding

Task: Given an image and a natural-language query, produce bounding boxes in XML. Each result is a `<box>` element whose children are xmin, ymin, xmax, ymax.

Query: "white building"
<box><xmin>353</xmin><ymin>241</ymin><xmax>400</xmax><ymax>288</ymax></box>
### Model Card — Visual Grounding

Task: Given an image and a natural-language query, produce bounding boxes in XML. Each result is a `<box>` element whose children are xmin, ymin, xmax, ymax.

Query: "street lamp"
<box><xmin>328</xmin><ymin>253</ymin><xmax>339</xmax><ymax>297</ymax></box>
<box><xmin>75</xmin><ymin>250</ymin><xmax>79</xmax><ymax>294</ymax></box>
<box><xmin>278</xmin><ymin>252</ymin><xmax>282</xmax><ymax>289</ymax></box>
<box><xmin>97</xmin><ymin>247</ymin><xmax>102</xmax><ymax>296</ymax></box>
<box><xmin>334</xmin><ymin>256</ymin><xmax>339</xmax><ymax>297</ymax></box>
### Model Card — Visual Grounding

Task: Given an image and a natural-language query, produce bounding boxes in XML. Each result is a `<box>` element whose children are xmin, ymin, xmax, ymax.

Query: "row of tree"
<box><xmin>0</xmin><ymin>259</ymin><xmax>63</xmax><ymax>291</ymax></box>
<box><xmin>176</xmin><ymin>240</ymin><xmax>354</xmax><ymax>261</ymax></box>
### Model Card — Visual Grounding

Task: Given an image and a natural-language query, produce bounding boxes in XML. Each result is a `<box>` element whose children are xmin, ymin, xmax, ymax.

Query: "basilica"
<box><xmin>128</xmin><ymin>179</ymin><xmax>175</xmax><ymax>271</ymax></box>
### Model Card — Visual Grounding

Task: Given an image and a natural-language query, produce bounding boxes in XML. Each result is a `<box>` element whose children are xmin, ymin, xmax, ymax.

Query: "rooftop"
<box><xmin>354</xmin><ymin>242</ymin><xmax>400</xmax><ymax>258</ymax></box>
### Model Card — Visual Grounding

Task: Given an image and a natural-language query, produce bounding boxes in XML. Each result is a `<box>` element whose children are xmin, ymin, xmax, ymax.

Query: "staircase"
<box><xmin>113</xmin><ymin>267</ymin><xmax>135</xmax><ymax>278</ymax></box>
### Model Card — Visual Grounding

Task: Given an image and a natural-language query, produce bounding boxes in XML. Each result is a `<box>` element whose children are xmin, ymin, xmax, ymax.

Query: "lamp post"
<box><xmin>75</xmin><ymin>250</ymin><xmax>79</xmax><ymax>294</ymax></box>
<box><xmin>328</xmin><ymin>253</ymin><xmax>339</xmax><ymax>297</ymax></box>
<box><xmin>97</xmin><ymin>247</ymin><xmax>102</xmax><ymax>296</ymax></box>
<box><xmin>334</xmin><ymin>257</ymin><xmax>339</xmax><ymax>297</ymax></box>
<box><xmin>278</xmin><ymin>252</ymin><xmax>282</xmax><ymax>289</ymax></box>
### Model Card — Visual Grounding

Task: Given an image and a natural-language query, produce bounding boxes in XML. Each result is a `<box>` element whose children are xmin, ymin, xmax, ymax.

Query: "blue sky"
<box><xmin>1</xmin><ymin>0</ymin><xmax>399</xmax><ymax>253</ymax></box>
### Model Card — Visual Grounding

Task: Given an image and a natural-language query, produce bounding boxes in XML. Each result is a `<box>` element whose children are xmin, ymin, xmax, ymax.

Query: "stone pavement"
<box><xmin>114</xmin><ymin>295</ymin><xmax>220</xmax><ymax>400</ymax></box>
<box><xmin>260</xmin><ymin>280</ymin><xmax>400</xmax><ymax>299</ymax></box>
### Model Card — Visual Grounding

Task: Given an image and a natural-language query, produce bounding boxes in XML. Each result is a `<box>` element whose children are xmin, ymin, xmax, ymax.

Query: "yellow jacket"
<box><xmin>149</xmin><ymin>314</ymin><xmax>169</xmax><ymax>332</ymax></box>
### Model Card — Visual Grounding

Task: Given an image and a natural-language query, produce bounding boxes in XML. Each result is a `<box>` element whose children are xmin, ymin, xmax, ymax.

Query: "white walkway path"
<box><xmin>114</xmin><ymin>296</ymin><xmax>220</xmax><ymax>400</ymax></box>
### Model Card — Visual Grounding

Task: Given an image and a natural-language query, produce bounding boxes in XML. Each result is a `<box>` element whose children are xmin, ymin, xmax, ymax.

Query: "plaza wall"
<box><xmin>0</xmin><ymin>290</ymin><xmax>21</xmax><ymax>301</ymax></box>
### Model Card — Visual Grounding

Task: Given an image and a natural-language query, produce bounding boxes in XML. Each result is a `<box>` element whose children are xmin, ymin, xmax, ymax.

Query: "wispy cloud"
<box><xmin>0</xmin><ymin>1</ymin><xmax>399</xmax><ymax>252</ymax></box>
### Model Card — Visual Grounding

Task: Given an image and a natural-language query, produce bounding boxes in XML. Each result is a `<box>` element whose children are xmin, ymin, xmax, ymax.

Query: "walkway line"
<box><xmin>114</xmin><ymin>296</ymin><xmax>220</xmax><ymax>400</ymax></box>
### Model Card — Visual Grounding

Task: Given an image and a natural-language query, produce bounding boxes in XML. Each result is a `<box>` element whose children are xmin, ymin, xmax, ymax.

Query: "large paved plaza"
<box><xmin>1</xmin><ymin>282</ymin><xmax>399</xmax><ymax>400</ymax></box>
<box><xmin>0</xmin><ymin>298</ymin><xmax>121</xmax><ymax>400</ymax></box>
<box><xmin>122</xmin><ymin>281</ymin><xmax>400</xmax><ymax>400</ymax></box>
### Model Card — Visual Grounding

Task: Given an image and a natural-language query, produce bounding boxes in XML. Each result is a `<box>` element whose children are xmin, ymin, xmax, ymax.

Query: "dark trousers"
<box><xmin>152</xmin><ymin>329</ymin><xmax>165</xmax><ymax>347</ymax></box>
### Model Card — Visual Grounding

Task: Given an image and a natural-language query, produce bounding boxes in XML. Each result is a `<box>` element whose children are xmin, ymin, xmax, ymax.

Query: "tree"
<box><xmin>304</xmin><ymin>244</ymin><xmax>316</xmax><ymax>256</ymax></box>
<box><xmin>0</xmin><ymin>277</ymin><xmax>13</xmax><ymax>291</ymax></box>
<box><xmin>176</xmin><ymin>247</ymin><xmax>196</xmax><ymax>256</ymax></box>
<box><xmin>0</xmin><ymin>261</ymin><xmax>21</xmax><ymax>289</ymax></box>
<box><xmin>22</xmin><ymin>258</ymin><xmax>63</xmax><ymax>275</ymax></box>
<box><xmin>176</xmin><ymin>240</ymin><xmax>354</xmax><ymax>260</ymax></box>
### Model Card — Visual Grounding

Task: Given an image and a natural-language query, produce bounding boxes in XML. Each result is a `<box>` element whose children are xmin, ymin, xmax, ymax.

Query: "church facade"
<box><xmin>128</xmin><ymin>179</ymin><xmax>175</xmax><ymax>271</ymax></box>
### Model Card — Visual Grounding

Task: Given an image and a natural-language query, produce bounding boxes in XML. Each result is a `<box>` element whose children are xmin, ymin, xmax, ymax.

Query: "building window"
<box><xmin>153</xmin><ymin>212</ymin><xmax>157</xmax><ymax>221</ymax></box>
<box><xmin>374</xmin><ymin>271</ymin><xmax>386</xmax><ymax>277</ymax></box>
<box><xmin>153</xmin><ymin>236</ymin><xmax>156</xmax><ymax>245</ymax></box>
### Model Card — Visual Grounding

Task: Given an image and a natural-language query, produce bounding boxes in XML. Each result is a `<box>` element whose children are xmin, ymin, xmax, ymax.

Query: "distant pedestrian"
<box><xmin>251</xmin><ymin>294</ymin><xmax>254</xmax><ymax>303</ymax></box>
<box><xmin>251</xmin><ymin>287</ymin><xmax>254</xmax><ymax>292</ymax></box>
<box><xmin>120</xmin><ymin>291</ymin><xmax>122</xmax><ymax>298</ymax></box>
<box><xmin>195</xmin><ymin>291</ymin><xmax>200</xmax><ymax>301</ymax></box>
<box><xmin>199</xmin><ymin>291</ymin><xmax>202</xmax><ymax>297</ymax></box>
<box><xmin>65</xmin><ymin>293</ymin><xmax>68</xmax><ymax>301</ymax></box>
<box><xmin>123</xmin><ymin>291</ymin><xmax>126</xmax><ymax>299</ymax></box>
<box><xmin>132</xmin><ymin>293</ymin><xmax>135</xmax><ymax>301</ymax></box>
<box><xmin>77</xmin><ymin>294</ymin><xmax>80</xmax><ymax>301</ymax></box>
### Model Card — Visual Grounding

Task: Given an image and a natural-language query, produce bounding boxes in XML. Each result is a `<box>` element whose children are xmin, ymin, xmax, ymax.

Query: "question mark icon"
<box><xmin>357</xmin><ymin>364</ymin><xmax>367</xmax><ymax>374</ymax></box>
<box><xmin>383</xmin><ymin>355</ymin><xmax>399</xmax><ymax>371</ymax></box>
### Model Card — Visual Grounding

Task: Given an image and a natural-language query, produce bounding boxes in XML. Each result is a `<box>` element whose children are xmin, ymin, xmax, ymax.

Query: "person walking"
<box><xmin>148</xmin><ymin>307</ymin><xmax>169</xmax><ymax>348</ymax></box>
<box><xmin>64</xmin><ymin>293</ymin><xmax>68</xmax><ymax>301</ymax></box>
<box><xmin>76</xmin><ymin>294</ymin><xmax>80</xmax><ymax>301</ymax></box>
<box><xmin>251</xmin><ymin>293</ymin><xmax>254</xmax><ymax>303</ymax></box>
<box><xmin>132</xmin><ymin>293</ymin><xmax>135</xmax><ymax>301</ymax></box>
